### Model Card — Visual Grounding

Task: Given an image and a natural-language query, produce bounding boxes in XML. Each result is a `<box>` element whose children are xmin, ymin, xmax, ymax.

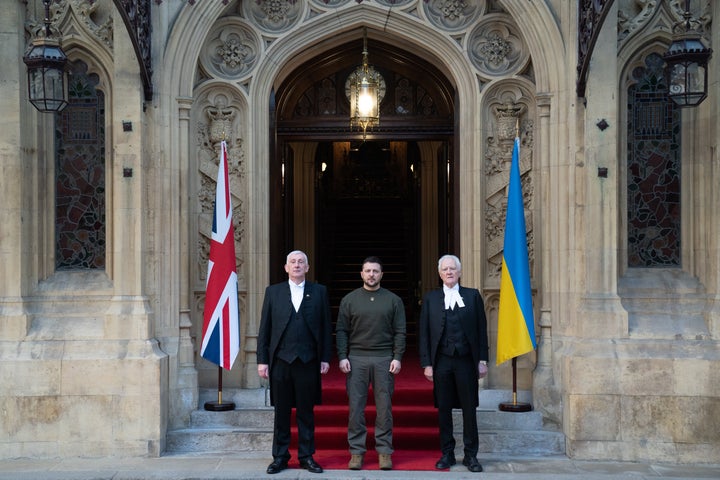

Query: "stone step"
<box><xmin>166</xmin><ymin>423</ymin><xmax>564</xmax><ymax>455</ymax></box>
<box><xmin>199</xmin><ymin>388</ymin><xmax>267</xmax><ymax>409</ymax></box>
<box><xmin>187</xmin><ymin>405</ymin><xmax>547</xmax><ymax>432</ymax></box>
<box><xmin>170</xmin><ymin>386</ymin><xmax>564</xmax><ymax>456</ymax></box>
<box><xmin>166</xmin><ymin>427</ymin><xmax>273</xmax><ymax>454</ymax></box>
<box><xmin>190</xmin><ymin>408</ymin><xmax>273</xmax><ymax>428</ymax></box>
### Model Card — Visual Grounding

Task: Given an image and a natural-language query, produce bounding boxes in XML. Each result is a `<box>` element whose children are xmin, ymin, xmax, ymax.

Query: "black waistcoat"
<box><xmin>276</xmin><ymin>306</ymin><xmax>316</xmax><ymax>363</ymax></box>
<box><xmin>439</xmin><ymin>306</ymin><xmax>470</xmax><ymax>356</ymax></box>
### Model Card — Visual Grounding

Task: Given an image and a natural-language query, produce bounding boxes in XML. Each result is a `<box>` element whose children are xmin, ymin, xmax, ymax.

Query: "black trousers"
<box><xmin>270</xmin><ymin>357</ymin><xmax>319</xmax><ymax>461</ymax></box>
<box><xmin>434</xmin><ymin>353</ymin><xmax>479</xmax><ymax>457</ymax></box>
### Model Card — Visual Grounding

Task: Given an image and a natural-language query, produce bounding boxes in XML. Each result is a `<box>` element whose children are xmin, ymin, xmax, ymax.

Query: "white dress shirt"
<box><xmin>289</xmin><ymin>280</ymin><xmax>305</xmax><ymax>312</ymax></box>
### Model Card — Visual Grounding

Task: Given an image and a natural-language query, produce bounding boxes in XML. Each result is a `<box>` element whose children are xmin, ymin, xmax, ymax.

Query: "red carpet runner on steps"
<box><xmin>289</xmin><ymin>355</ymin><xmax>441</xmax><ymax>471</ymax></box>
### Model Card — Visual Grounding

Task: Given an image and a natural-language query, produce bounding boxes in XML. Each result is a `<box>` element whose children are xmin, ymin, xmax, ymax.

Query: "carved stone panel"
<box><xmin>482</xmin><ymin>88</ymin><xmax>535</xmax><ymax>284</ymax></box>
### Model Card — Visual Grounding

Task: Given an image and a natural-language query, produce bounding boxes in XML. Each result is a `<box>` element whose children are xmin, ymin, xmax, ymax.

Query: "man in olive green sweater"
<box><xmin>336</xmin><ymin>256</ymin><xmax>406</xmax><ymax>471</ymax></box>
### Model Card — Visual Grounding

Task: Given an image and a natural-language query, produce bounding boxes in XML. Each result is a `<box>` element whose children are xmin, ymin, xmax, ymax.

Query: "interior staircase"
<box><xmin>320</xmin><ymin>197</ymin><xmax>419</xmax><ymax>343</ymax></box>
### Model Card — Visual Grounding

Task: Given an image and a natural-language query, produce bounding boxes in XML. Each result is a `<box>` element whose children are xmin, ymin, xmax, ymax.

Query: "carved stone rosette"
<box><xmin>200</xmin><ymin>19</ymin><xmax>260</xmax><ymax>81</ymax></box>
<box><xmin>468</xmin><ymin>14</ymin><xmax>529</xmax><ymax>78</ymax></box>
<box><xmin>422</xmin><ymin>0</ymin><xmax>485</xmax><ymax>32</ymax></box>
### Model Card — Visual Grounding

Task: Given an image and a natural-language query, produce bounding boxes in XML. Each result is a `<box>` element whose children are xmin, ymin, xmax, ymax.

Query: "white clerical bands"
<box><xmin>443</xmin><ymin>289</ymin><xmax>465</xmax><ymax>310</ymax></box>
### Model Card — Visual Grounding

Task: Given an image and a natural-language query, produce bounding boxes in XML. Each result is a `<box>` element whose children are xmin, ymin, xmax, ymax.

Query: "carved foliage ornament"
<box><xmin>27</xmin><ymin>0</ymin><xmax>113</xmax><ymax>49</ymax></box>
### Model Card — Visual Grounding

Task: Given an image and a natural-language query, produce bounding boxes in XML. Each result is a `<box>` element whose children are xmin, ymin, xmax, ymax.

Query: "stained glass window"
<box><xmin>627</xmin><ymin>53</ymin><xmax>681</xmax><ymax>267</ymax></box>
<box><xmin>55</xmin><ymin>61</ymin><xmax>106</xmax><ymax>270</ymax></box>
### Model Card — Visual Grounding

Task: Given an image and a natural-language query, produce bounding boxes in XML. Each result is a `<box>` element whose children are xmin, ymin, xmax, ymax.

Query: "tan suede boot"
<box><xmin>348</xmin><ymin>454</ymin><xmax>364</xmax><ymax>470</ymax></box>
<box><xmin>378</xmin><ymin>453</ymin><xmax>393</xmax><ymax>470</ymax></box>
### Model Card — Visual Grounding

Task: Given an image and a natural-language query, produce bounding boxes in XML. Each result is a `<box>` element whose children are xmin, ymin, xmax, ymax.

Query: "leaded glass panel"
<box><xmin>627</xmin><ymin>53</ymin><xmax>681</xmax><ymax>267</ymax></box>
<box><xmin>55</xmin><ymin>61</ymin><xmax>106</xmax><ymax>270</ymax></box>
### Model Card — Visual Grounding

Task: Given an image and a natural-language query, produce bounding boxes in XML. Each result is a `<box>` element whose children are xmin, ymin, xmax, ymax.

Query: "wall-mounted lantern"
<box><xmin>23</xmin><ymin>0</ymin><xmax>68</xmax><ymax>113</ymax></box>
<box><xmin>663</xmin><ymin>0</ymin><xmax>713</xmax><ymax>107</ymax></box>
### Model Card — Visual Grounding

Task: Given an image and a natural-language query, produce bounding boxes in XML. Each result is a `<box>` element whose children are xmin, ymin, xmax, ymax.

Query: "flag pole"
<box><xmin>204</xmin><ymin>366</ymin><xmax>235</xmax><ymax>411</ymax></box>
<box><xmin>499</xmin><ymin>357</ymin><xmax>531</xmax><ymax>412</ymax></box>
<box><xmin>496</xmin><ymin>114</ymin><xmax>535</xmax><ymax>412</ymax></box>
<box><xmin>200</xmin><ymin>137</ymin><xmax>240</xmax><ymax>413</ymax></box>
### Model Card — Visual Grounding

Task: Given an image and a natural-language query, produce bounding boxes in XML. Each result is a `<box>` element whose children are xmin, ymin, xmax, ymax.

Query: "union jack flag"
<box><xmin>200</xmin><ymin>141</ymin><xmax>240</xmax><ymax>370</ymax></box>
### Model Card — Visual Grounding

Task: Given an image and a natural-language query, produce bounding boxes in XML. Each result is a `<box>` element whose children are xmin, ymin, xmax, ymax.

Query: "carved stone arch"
<box><xmin>62</xmin><ymin>47</ymin><xmax>113</xmax><ymax>99</ymax></box>
<box><xmin>53</xmin><ymin>0</ymin><xmax>114</xmax><ymax>68</ymax></box>
<box><xmin>164</xmin><ymin>2</ymin><xmax>230</xmax><ymax>98</ymax></box>
<box><xmin>275</xmin><ymin>35</ymin><xmax>456</xmax><ymax>136</ymax></box>
<box><xmin>248</xmin><ymin>7</ymin><xmax>475</xmax><ymax>288</ymax></box>
<box><xmin>617</xmin><ymin>4</ymin><xmax>674</xmax><ymax>68</ymax></box>
<box><xmin>619</xmin><ymin>40</ymin><xmax>671</xmax><ymax>94</ymax></box>
<box><xmin>498</xmin><ymin>0</ymin><xmax>565</xmax><ymax>94</ymax></box>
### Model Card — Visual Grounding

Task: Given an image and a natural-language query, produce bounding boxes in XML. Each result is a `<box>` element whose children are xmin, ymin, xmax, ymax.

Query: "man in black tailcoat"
<box><xmin>418</xmin><ymin>254</ymin><xmax>489</xmax><ymax>473</ymax></box>
<box><xmin>257</xmin><ymin>250</ymin><xmax>332</xmax><ymax>474</ymax></box>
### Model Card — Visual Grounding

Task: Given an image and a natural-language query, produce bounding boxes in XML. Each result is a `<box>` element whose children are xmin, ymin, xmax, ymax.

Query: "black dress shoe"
<box><xmin>463</xmin><ymin>456</ymin><xmax>483</xmax><ymax>472</ymax></box>
<box><xmin>435</xmin><ymin>453</ymin><xmax>456</xmax><ymax>469</ymax></box>
<box><xmin>299</xmin><ymin>457</ymin><xmax>324</xmax><ymax>474</ymax></box>
<box><xmin>266</xmin><ymin>459</ymin><xmax>288</xmax><ymax>474</ymax></box>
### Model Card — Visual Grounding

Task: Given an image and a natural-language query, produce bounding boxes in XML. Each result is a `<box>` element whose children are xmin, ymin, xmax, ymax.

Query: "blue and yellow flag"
<box><xmin>496</xmin><ymin>137</ymin><xmax>536</xmax><ymax>365</ymax></box>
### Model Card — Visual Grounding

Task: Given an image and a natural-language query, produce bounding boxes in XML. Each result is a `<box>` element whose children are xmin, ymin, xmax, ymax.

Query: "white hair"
<box><xmin>437</xmin><ymin>254</ymin><xmax>461</xmax><ymax>272</ymax></box>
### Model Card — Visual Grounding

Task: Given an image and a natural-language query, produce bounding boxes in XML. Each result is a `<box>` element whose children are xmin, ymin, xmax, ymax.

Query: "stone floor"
<box><xmin>1</xmin><ymin>453</ymin><xmax>719</xmax><ymax>480</ymax></box>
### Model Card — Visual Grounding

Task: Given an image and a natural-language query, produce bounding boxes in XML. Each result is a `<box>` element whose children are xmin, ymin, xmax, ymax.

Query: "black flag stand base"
<box><xmin>204</xmin><ymin>365</ymin><xmax>236</xmax><ymax>412</ymax></box>
<box><xmin>499</xmin><ymin>357</ymin><xmax>532</xmax><ymax>412</ymax></box>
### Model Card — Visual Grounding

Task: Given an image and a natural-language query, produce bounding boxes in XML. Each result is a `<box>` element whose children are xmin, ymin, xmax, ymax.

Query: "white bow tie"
<box><xmin>444</xmin><ymin>289</ymin><xmax>465</xmax><ymax>310</ymax></box>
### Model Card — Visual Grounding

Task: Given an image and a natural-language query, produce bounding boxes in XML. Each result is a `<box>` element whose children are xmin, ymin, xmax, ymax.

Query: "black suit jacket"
<box><xmin>418</xmin><ymin>286</ymin><xmax>489</xmax><ymax>374</ymax></box>
<box><xmin>257</xmin><ymin>280</ymin><xmax>332</xmax><ymax>405</ymax></box>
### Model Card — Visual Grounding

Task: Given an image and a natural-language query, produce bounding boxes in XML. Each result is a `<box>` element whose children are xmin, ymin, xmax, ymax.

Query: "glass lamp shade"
<box><xmin>23</xmin><ymin>37</ymin><xmax>68</xmax><ymax>112</ymax></box>
<box><xmin>350</xmin><ymin>75</ymin><xmax>379</xmax><ymax>124</ymax></box>
<box><xmin>664</xmin><ymin>34</ymin><xmax>712</xmax><ymax>107</ymax></box>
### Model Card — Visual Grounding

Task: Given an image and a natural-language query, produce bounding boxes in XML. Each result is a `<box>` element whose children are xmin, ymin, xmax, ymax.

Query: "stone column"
<box><xmin>575</xmin><ymin>2</ymin><xmax>627</xmax><ymax>339</ymax></box>
<box><xmin>0</xmin><ymin>2</ymin><xmax>30</xmax><ymax>340</ymax></box>
<box><xmin>701</xmin><ymin>0</ymin><xmax>720</xmax><ymax>337</ymax></box>
<box><xmin>532</xmin><ymin>94</ymin><xmax>561</xmax><ymax>425</ymax></box>
<box><xmin>170</xmin><ymin>97</ymin><xmax>199</xmax><ymax>428</ymax></box>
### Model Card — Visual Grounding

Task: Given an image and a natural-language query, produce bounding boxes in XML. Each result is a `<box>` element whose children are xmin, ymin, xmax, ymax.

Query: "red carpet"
<box><xmin>289</xmin><ymin>355</ymin><xmax>442</xmax><ymax>471</ymax></box>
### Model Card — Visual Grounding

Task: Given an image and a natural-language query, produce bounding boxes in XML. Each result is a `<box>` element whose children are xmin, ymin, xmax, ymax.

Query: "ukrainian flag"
<box><xmin>496</xmin><ymin>137</ymin><xmax>536</xmax><ymax>365</ymax></box>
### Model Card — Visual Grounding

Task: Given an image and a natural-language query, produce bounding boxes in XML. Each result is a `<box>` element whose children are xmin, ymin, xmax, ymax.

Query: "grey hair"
<box><xmin>287</xmin><ymin>250</ymin><xmax>309</xmax><ymax>264</ymax></box>
<box><xmin>437</xmin><ymin>254</ymin><xmax>461</xmax><ymax>272</ymax></box>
